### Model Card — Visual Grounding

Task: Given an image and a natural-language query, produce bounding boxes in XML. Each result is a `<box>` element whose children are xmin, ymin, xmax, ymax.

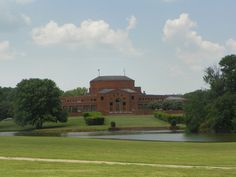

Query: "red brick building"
<box><xmin>61</xmin><ymin>75</ymin><xmax>171</xmax><ymax>115</ymax></box>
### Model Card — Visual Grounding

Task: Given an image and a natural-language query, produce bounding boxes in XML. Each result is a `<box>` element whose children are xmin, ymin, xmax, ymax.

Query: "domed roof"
<box><xmin>91</xmin><ymin>75</ymin><xmax>133</xmax><ymax>82</ymax></box>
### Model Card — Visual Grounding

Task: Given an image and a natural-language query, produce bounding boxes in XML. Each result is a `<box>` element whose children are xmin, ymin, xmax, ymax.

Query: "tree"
<box><xmin>207</xmin><ymin>93</ymin><xmax>236</xmax><ymax>133</ymax></box>
<box><xmin>63</xmin><ymin>87</ymin><xmax>88</xmax><ymax>96</ymax></box>
<box><xmin>185</xmin><ymin>54</ymin><xmax>236</xmax><ymax>133</ymax></box>
<box><xmin>203</xmin><ymin>55</ymin><xmax>236</xmax><ymax>97</ymax></box>
<box><xmin>205</xmin><ymin>55</ymin><xmax>236</xmax><ymax>133</ymax></box>
<box><xmin>0</xmin><ymin>87</ymin><xmax>15</xmax><ymax>121</ymax></box>
<box><xmin>219</xmin><ymin>55</ymin><xmax>236</xmax><ymax>92</ymax></box>
<box><xmin>184</xmin><ymin>90</ymin><xmax>210</xmax><ymax>133</ymax></box>
<box><xmin>147</xmin><ymin>100</ymin><xmax>184</xmax><ymax>110</ymax></box>
<box><xmin>162</xmin><ymin>100</ymin><xmax>184</xmax><ymax>110</ymax></box>
<box><xmin>147</xmin><ymin>101</ymin><xmax>162</xmax><ymax>110</ymax></box>
<box><xmin>14</xmin><ymin>78</ymin><xmax>67</xmax><ymax>129</ymax></box>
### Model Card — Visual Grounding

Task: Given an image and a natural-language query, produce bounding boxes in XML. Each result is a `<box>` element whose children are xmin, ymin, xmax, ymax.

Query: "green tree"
<box><xmin>219</xmin><ymin>55</ymin><xmax>236</xmax><ymax>92</ymax></box>
<box><xmin>205</xmin><ymin>55</ymin><xmax>236</xmax><ymax>133</ymax></box>
<box><xmin>148</xmin><ymin>100</ymin><xmax>184</xmax><ymax>110</ymax></box>
<box><xmin>63</xmin><ymin>87</ymin><xmax>88</xmax><ymax>96</ymax></box>
<box><xmin>147</xmin><ymin>101</ymin><xmax>162</xmax><ymax>110</ymax></box>
<box><xmin>162</xmin><ymin>100</ymin><xmax>184</xmax><ymax>110</ymax></box>
<box><xmin>0</xmin><ymin>87</ymin><xmax>15</xmax><ymax>121</ymax></box>
<box><xmin>184</xmin><ymin>90</ymin><xmax>210</xmax><ymax>133</ymax></box>
<box><xmin>185</xmin><ymin>54</ymin><xmax>236</xmax><ymax>133</ymax></box>
<box><xmin>14</xmin><ymin>78</ymin><xmax>67</xmax><ymax>129</ymax></box>
<box><xmin>206</xmin><ymin>93</ymin><xmax>236</xmax><ymax>133</ymax></box>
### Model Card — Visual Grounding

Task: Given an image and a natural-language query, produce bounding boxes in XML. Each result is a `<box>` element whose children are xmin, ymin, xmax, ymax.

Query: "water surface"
<box><xmin>1</xmin><ymin>130</ymin><xmax>236</xmax><ymax>142</ymax></box>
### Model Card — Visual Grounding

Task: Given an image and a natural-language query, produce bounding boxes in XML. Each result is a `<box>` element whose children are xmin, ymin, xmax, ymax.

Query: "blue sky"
<box><xmin>0</xmin><ymin>0</ymin><xmax>236</xmax><ymax>94</ymax></box>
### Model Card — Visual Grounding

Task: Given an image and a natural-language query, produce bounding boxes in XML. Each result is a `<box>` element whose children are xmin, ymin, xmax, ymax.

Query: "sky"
<box><xmin>0</xmin><ymin>0</ymin><xmax>236</xmax><ymax>94</ymax></box>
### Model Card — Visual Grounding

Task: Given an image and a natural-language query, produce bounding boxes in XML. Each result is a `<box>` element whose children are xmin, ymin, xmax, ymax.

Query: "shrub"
<box><xmin>110</xmin><ymin>121</ymin><xmax>116</xmax><ymax>128</ymax></box>
<box><xmin>83</xmin><ymin>112</ymin><xmax>105</xmax><ymax>125</ymax></box>
<box><xmin>170</xmin><ymin>118</ymin><xmax>177</xmax><ymax>127</ymax></box>
<box><xmin>83</xmin><ymin>112</ymin><xmax>102</xmax><ymax>118</ymax></box>
<box><xmin>84</xmin><ymin>117</ymin><xmax>105</xmax><ymax>125</ymax></box>
<box><xmin>154</xmin><ymin>111</ymin><xmax>185</xmax><ymax>124</ymax></box>
<box><xmin>83</xmin><ymin>112</ymin><xmax>90</xmax><ymax>118</ymax></box>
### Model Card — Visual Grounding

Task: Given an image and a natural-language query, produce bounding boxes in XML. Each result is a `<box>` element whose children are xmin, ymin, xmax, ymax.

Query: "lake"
<box><xmin>1</xmin><ymin>130</ymin><xmax>236</xmax><ymax>142</ymax></box>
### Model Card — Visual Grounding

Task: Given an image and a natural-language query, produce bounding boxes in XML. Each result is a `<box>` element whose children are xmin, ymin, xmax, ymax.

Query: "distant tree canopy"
<box><xmin>185</xmin><ymin>54</ymin><xmax>236</xmax><ymax>133</ymax></box>
<box><xmin>0</xmin><ymin>87</ymin><xmax>15</xmax><ymax>121</ymax></box>
<box><xmin>148</xmin><ymin>100</ymin><xmax>184</xmax><ymax>111</ymax></box>
<box><xmin>14</xmin><ymin>78</ymin><xmax>67</xmax><ymax>129</ymax></box>
<box><xmin>63</xmin><ymin>87</ymin><xmax>88</xmax><ymax>96</ymax></box>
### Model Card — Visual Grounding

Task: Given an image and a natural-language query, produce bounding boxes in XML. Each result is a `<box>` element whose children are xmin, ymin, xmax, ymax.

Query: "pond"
<box><xmin>1</xmin><ymin>130</ymin><xmax>236</xmax><ymax>142</ymax></box>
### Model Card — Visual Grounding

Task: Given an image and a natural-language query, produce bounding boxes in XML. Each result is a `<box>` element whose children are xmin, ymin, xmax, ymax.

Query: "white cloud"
<box><xmin>32</xmin><ymin>17</ymin><xmax>139</xmax><ymax>55</ymax></box>
<box><xmin>0</xmin><ymin>41</ymin><xmax>13</xmax><ymax>60</ymax></box>
<box><xmin>127</xmin><ymin>16</ymin><xmax>137</xmax><ymax>30</ymax></box>
<box><xmin>163</xmin><ymin>13</ymin><xmax>225</xmax><ymax>70</ymax></box>
<box><xmin>226</xmin><ymin>38</ymin><xmax>236</xmax><ymax>53</ymax></box>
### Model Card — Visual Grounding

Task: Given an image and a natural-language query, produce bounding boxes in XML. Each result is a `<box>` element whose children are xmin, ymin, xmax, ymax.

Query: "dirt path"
<box><xmin>0</xmin><ymin>156</ymin><xmax>235</xmax><ymax>170</ymax></box>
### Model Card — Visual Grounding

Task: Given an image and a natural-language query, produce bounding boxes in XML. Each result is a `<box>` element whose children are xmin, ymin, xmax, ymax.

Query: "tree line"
<box><xmin>148</xmin><ymin>99</ymin><xmax>184</xmax><ymax>111</ymax></box>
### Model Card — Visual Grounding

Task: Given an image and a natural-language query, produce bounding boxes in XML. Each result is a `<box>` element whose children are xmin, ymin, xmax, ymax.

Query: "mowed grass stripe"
<box><xmin>0</xmin><ymin>156</ymin><xmax>235</xmax><ymax>170</ymax></box>
<box><xmin>1</xmin><ymin>136</ymin><xmax>236</xmax><ymax>167</ymax></box>
<box><xmin>1</xmin><ymin>160</ymin><xmax>236</xmax><ymax>177</ymax></box>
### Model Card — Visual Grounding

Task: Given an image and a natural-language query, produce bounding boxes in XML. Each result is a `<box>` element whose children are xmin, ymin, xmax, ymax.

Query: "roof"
<box><xmin>165</xmin><ymin>96</ymin><xmax>186</xmax><ymax>101</ymax></box>
<box><xmin>91</xmin><ymin>75</ymin><xmax>134</xmax><ymax>82</ymax></box>
<box><xmin>98</xmin><ymin>88</ymin><xmax>136</xmax><ymax>94</ymax></box>
<box><xmin>121</xmin><ymin>89</ymin><xmax>136</xmax><ymax>93</ymax></box>
<box><xmin>98</xmin><ymin>89</ymin><xmax>114</xmax><ymax>94</ymax></box>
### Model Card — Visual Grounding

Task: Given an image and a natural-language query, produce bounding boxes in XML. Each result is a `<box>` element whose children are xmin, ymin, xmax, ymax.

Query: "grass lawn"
<box><xmin>0</xmin><ymin>115</ymin><xmax>170</xmax><ymax>133</ymax></box>
<box><xmin>1</xmin><ymin>160</ymin><xmax>235</xmax><ymax>177</ymax></box>
<box><xmin>0</xmin><ymin>136</ymin><xmax>236</xmax><ymax>176</ymax></box>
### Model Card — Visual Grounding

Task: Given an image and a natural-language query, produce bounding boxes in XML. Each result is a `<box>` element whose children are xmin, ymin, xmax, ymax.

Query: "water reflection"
<box><xmin>64</xmin><ymin>131</ymin><xmax>236</xmax><ymax>142</ymax></box>
<box><xmin>1</xmin><ymin>130</ymin><xmax>236</xmax><ymax>142</ymax></box>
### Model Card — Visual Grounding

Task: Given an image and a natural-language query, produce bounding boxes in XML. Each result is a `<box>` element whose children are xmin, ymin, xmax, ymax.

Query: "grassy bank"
<box><xmin>0</xmin><ymin>136</ymin><xmax>236</xmax><ymax>176</ymax></box>
<box><xmin>0</xmin><ymin>115</ymin><xmax>169</xmax><ymax>133</ymax></box>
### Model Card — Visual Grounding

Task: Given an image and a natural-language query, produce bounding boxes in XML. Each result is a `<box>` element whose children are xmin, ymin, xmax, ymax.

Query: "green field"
<box><xmin>1</xmin><ymin>160</ymin><xmax>235</xmax><ymax>177</ymax></box>
<box><xmin>0</xmin><ymin>115</ymin><xmax>169</xmax><ymax>133</ymax></box>
<box><xmin>0</xmin><ymin>115</ymin><xmax>234</xmax><ymax>176</ymax></box>
<box><xmin>0</xmin><ymin>136</ymin><xmax>236</xmax><ymax>176</ymax></box>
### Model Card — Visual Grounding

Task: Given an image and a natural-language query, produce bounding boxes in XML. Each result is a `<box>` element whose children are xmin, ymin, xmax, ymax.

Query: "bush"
<box><xmin>170</xmin><ymin>118</ymin><xmax>177</xmax><ymax>127</ymax></box>
<box><xmin>83</xmin><ymin>112</ymin><xmax>102</xmax><ymax>118</ymax></box>
<box><xmin>110</xmin><ymin>121</ymin><xmax>116</xmax><ymax>128</ymax></box>
<box><xmin>83</xmin><ymin>112</ymin><xmax>105</xmax><ymax>125</ymax></box>
<box><xmin>84</xmin><ymin>117</ymin><xmax>105</xmax><ymax>125</ymax></box>
<box><xmin>83</xmin><ymin>112</ymin><xmax>90</xmax><ymax>118</ymax></box>
<box><xmin>154</xmin><ymin>111</ymin><xmax>185</xmax><ymax>124</ymax></box>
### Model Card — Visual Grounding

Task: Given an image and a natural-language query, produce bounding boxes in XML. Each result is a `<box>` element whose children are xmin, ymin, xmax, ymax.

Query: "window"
<box><xmin>123</xmin><ymin>102</ymin><xmax>126</xmax><ymax>111</ymax></box>
<box><xmin>131</xmin><ymin>96</ymin><xmax>134</xmax><ymax>100</ymax></box>
<box><xmin>110</xmin><ymin>102</ymin><xmax>113</xmax><ymax>111</ymax></box>
<box><xmin>101</xmin><ymin>96</ymin><xmax>104</xmax><ymax>101</ymax></box>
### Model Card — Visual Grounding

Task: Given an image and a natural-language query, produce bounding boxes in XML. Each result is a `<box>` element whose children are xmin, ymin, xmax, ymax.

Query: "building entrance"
<box><xmin>109</xmin><ymin>98</ymin><xmax>127</xmax><ymax>113</ymax></box>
